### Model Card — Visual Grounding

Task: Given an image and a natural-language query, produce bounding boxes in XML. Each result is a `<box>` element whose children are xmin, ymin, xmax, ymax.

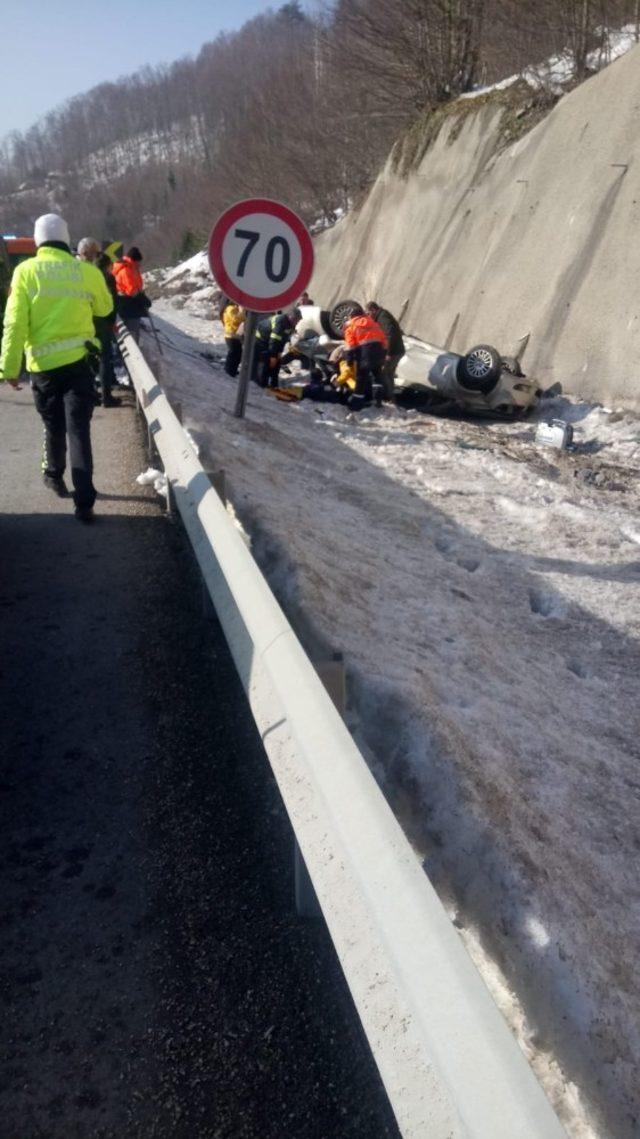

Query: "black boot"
<box><xmin>43</xmin><ymin>474</ymin><xmax>70</xmax><ymax>497</ymax></box>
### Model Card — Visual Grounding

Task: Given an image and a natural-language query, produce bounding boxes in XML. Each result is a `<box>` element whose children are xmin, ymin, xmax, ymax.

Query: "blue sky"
<box><xmin>1</xmin><ymin>0</ymin><xmax>284</xmax><ymax>140</ymax></box>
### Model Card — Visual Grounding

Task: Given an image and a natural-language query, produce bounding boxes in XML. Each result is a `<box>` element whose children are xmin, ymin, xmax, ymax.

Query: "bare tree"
<box><xmin>0</xmin><ymin>0</ymin><xmax>634</xmax><ymax>264</ymax></box>
<box><xmin>332</xmin><ymin>0</ymin><xmax>486</xmax><ymax>110</ymax></box>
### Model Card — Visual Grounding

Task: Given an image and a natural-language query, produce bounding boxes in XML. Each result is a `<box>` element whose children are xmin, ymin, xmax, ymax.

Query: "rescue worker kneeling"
<box><xmin>253</xmin><ymin>310</ymin><xmax>301</xmax><ymax>388</ymax></box>
<box><xmin>0</xmin><ymin>213</ymin><xmax>113</xmax><ymax>521</ymax></box>
<box><xmin>342</xmin><ymin>307</ymin><xmax>388</xmax><ymax>408</ymax></box>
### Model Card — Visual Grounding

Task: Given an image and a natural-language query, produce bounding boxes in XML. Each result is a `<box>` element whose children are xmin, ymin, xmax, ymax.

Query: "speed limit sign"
<box><xmin>208</xmin><ymin>198</ymin><xmax>314</xmax><ymax>313</ymax></box>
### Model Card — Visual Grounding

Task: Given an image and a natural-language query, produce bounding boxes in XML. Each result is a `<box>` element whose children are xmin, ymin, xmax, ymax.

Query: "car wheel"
<box><xmin>329</xmin><ymin>299</ymin><xmax>362</xmax><ymax>338</ymax></box>
<box><xmin>457</xmin><ymin>344</ymin><xmax>502</xmax><ymax>394</ymax></box>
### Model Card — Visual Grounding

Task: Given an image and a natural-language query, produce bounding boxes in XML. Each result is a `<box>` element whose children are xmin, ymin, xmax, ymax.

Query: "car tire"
<box><xmin>329</xmin><ymin>299</ymin><xmax>362</xmax><ymax>338</ymax></box>
<box><xmin>457</xmin><ymin>344</ymin><xmax>502</xmax><ymax>394</ymax></box>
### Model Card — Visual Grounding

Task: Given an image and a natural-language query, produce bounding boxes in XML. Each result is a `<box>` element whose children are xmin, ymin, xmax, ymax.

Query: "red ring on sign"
<box><xmin>208</xmin><ymin>198</ymin><xmax>314</xmax><ymax>312</ymax></box>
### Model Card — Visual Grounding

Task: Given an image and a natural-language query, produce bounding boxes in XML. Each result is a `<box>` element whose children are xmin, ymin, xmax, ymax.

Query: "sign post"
<box><xmin>208</xmin><ymin>198</ymin><xmax>314</xmax><ymax>419</ymax></box>
<box><xmin>233</xmin><ymin>310</ymin><xmax>258</xmax><ymax>419</ymax></box>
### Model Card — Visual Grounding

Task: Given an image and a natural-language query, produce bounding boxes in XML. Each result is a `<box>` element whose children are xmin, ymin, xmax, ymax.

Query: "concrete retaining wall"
<box><xmin>312</xmin><ymin>46</ymin><xmax>640</xmax><ymax>405</ymax></box>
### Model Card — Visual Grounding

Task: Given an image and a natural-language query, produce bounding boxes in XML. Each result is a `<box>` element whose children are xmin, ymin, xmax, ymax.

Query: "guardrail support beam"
<box><xmin>295</xmin><ymin>655</ymin><xmax>346</xmax><ymax>919</ymax></box>
<box><xmin>201</xmin><ymin>469</ymin><xmax>227</xmax><ymax>618</ymax></box>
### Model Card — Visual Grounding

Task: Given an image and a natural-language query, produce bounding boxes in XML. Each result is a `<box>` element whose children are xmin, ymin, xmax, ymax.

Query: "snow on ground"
<box><xmin>139</xmin><ymin>290</ymin><xmax>639</xmax><ymax>1139</ymax></box>
<box><xmin>158</xmin><ymin>249</ymin><xmax>211</xmax><ymax>284</ymax></box>
<box><xmin>462</xmin><ymin>22</ymin><xmax>640</xmax><ymax>100</ymax></box>
<box><xmin>77</xmin><ymin>118</ymin><xmax>207</xmax><ymax>188</ymax></box>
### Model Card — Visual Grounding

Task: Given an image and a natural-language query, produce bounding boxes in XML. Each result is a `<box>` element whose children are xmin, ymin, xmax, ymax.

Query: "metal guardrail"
<box><xmin>119</xmin><ymin>324</ymin><xmax>567</xmax><ymax>1139</ymax></box>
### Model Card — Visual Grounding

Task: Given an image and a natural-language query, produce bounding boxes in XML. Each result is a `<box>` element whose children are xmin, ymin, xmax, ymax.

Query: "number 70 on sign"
<box><xmin>208</xmin><ymin>197</ymin><xmax>314</xmax><ymax>313</ymax></box>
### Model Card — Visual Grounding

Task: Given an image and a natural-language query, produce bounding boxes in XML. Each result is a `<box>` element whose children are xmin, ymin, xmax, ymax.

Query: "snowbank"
<box><xmin>162</xmin><ymin>249</ymin><xmax>211</xmax><ymax>284</ymax></box>
<box><xmin>463</xmin><ymin>23</ymin><xmax>639</xmax><ymax>100</ymax></box>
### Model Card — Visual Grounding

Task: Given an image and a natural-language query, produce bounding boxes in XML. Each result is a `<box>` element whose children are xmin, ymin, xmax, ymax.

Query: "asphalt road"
<box><xmin>0</xmin><ymin>381</ymin><xmax>400</xmax><ymax>1139</ymax></box>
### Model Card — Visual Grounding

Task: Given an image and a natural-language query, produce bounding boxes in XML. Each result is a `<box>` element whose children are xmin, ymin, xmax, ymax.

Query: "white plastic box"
<box><xmin>535</xmin><ymin>418</ymin><xmax>574</xmax><ymax>449</ymax></box>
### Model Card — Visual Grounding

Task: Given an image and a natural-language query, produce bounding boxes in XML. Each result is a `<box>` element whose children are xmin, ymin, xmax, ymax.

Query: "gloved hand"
<box><xmin>269</xmin><ymin>356</ymin><xmax>279</xmax><ymax>370</ymax></box>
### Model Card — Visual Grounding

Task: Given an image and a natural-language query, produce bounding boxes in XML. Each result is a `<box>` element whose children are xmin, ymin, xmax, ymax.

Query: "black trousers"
<box><xmin>254</xmin><ymin>351</ymin><xmax>280</xmax><ymax>388</ymax></box>
<box><xmin>382</xmin><ymin>353</ymin><xmax>401</xmax><ymax>400</ymax></box>
<box><xmin>353</xmin><ymin>341</ymin><xmax>385</xmax><ymax>400</ymax></box>
<box><xmin>98</xmin><ymin>326</ymin><xmax>116</xmax><ymax>399</ymax></box>
<box><xmin>31</xmin><ymin>360</ymin><xmax>96</xmax><ymax>509</ymax></box>
<box><xmin>224</xmin><ymin>337</ymin><xmax>242</xmax><ymax>377</ymax></box>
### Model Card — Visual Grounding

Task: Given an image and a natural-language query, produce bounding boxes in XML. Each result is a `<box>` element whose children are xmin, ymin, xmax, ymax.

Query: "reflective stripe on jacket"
<box><xmin>113</xmin><ymin>256</ymin><xmax>144</xmax><ymax>296</ymax></box>
<box><xmin>0</xmin><ymin>246</ymin><xmax>113</xmax><ymax>378</ymax></box>
<box><xmin>255</xmin><ymin>313</ymin><xmax>292</xmax><ymax>355</ymax></box>
<box><xmin>343</xmin><ymin>314</ymin><xmax>388</xmax><ymax>351</ymax></box>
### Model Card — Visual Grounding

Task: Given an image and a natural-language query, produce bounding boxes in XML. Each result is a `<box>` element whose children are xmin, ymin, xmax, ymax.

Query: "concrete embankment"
<box><xmin>312</xmin><ymin>45</ymin><xmax>640</xmax><ymax>405</ymax></box>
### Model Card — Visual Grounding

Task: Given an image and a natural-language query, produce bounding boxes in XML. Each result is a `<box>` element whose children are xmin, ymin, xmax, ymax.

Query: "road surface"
<box><xmin>0</xmin><ymin>381</ymin><xmax>399</xmax><ymax>1139</ymax></box>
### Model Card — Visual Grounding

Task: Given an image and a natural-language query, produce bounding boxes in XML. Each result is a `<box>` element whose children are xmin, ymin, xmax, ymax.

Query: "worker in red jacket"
<box><xmin>343</xmin><ymin>307</ymin><xmax>388</xmax><ymax>406</ymax></box>
<box><xmin>112</xmin><ymin>246</ymin><xmax>151</xmax><ymax>342</ymax></box>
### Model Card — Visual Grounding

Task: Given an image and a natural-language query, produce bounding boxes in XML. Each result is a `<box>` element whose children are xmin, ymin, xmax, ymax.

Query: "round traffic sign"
<box><xmin>208</xmin><ymin>198</ymin><xmax>314</xmax><ymax>313</ymax></box>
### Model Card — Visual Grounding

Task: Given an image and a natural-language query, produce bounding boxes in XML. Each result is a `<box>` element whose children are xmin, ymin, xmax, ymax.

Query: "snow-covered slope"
<box><xmin>462</xmin><ymin>22</ymin><xmax>640</xmax><ymax>100</ymax></box>
<box><xmin>75</xmin><ymin>118</ymin><xmax>206</xmax><ymax>188</ymax></box>
<box><xmin>137</xmin><ymin>287</ymin><xmax>640</xmax><ymax>1139</ymax></box>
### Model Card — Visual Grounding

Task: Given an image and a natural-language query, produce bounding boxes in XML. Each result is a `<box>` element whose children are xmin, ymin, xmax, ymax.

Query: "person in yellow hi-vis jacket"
<box><xmin>220</xmin><ymin>299</ymin><xmax>244</xmax><ymax>377</ymax></box>
<box><xmin>0</xmin><ymin>214</ymin><xmax>113</xmax><ymax>522</ymax></box>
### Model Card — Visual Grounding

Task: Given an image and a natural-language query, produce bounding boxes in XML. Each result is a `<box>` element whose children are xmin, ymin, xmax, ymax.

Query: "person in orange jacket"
<box><xmin>112</xmin><ymin>246</ymin><xmax>151</xmax><ymax>342</ymax></box>
<box><xmin>343</xmin><ymin>306</ymin><xmax>388</xmax><ymax>406</ymax></box>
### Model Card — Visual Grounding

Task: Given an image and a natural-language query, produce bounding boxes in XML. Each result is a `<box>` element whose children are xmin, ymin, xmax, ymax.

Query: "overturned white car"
<box><xmin>293</xmin><ymin>301</ymin><xmax>538</xmax><ymax>417</ymax></box>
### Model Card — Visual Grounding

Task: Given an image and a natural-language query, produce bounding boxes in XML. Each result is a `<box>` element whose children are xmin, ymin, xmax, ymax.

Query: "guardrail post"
<box><xmin>294</xmin><ymin>842</ymin><xmax>320</xmax><ymax>919</ymax></box>
<box><xmin>234</xmin><ymin>311</ymin><xmax>259</xmax><ymax>419</ymax></box>
<box><xmin>141</xmin><ymin>389</ymin><xmax>158</xmax><ymax>463</ymax></box>
<box><xmin>206</xmin><ymin>468</ymin><xmax>226</xmax><ymax>505</ymax></box>
<box><xmin>166</xmin><ymin>476</ymin><xmax>176</xmax><ymax>519</ymax></box>
<box><xmin>295</xmin><ymin>654</ymin><xmax>346</xmax><ymax>918</ymax></box>
<box><xmin>201</xmin><ymin>469</ymin><xmax>226</xmax><ymax>618</ymax></box>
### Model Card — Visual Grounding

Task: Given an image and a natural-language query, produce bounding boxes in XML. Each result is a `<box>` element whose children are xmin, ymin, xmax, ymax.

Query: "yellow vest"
<box><xmin>0</xmin><ymin>246</ymin><xmax>113</xmax><ymax>379</ymax></box>
<box><xmin>222</xmin><ymin>303</ymin><xmax>244</xmax><ymax>338</ymax></box>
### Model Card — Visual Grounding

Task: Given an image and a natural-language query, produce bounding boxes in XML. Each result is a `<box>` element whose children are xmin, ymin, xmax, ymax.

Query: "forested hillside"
<box><xmin>1</xmin><ymin>0</ymin><xmax>639</xmax><ymax>263</ymax></box>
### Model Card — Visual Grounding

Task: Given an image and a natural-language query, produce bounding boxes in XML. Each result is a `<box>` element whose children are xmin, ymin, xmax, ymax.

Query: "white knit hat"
<box><xmin>33</xmin><ymin>213</ymin><xmax>70</xmax><ymax>247</ymax></box>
